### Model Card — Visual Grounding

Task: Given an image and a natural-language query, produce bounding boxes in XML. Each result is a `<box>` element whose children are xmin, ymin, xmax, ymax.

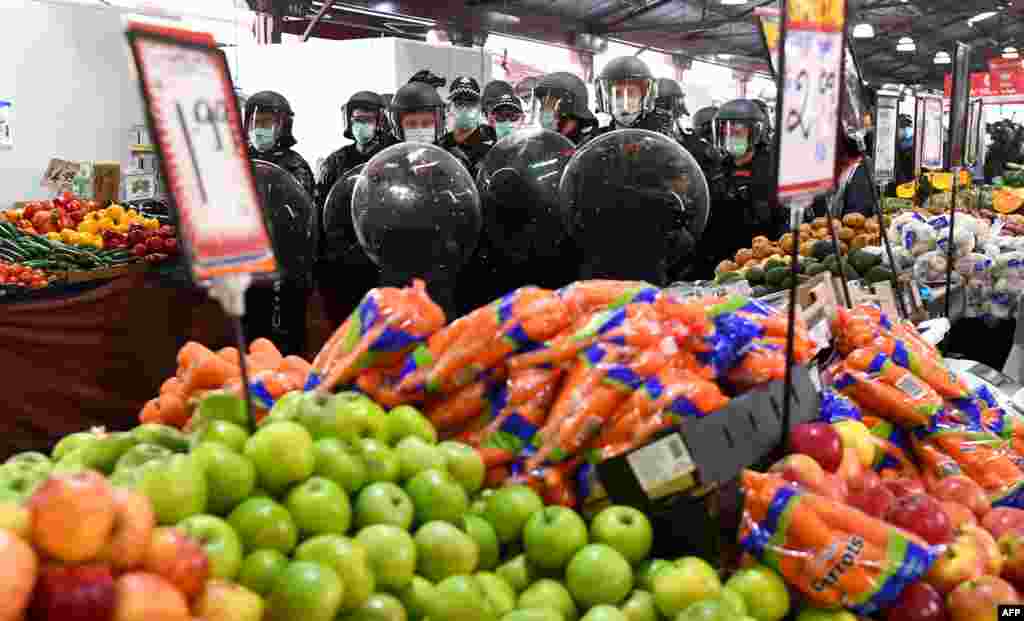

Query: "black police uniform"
<box><xmin>244</xmin><ymin>91</ymin><xmax>315</xmax><ymax>199</ymax></box>
<box><xmin>438</xmin><ymin>77</ymin><xmax>497</xmax><ymax>178</ymax></box>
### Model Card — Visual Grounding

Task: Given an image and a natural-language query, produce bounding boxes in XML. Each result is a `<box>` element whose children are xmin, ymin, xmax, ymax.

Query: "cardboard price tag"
<box><xmin>921</xmin><ymin>96</ymin><xmax>944</xmax><ymax>170</ymax></box>
<box><xmin>126</xmin><ymin>23</ymin><xmax>275</xmax><ymax>282</ymax></box>
<box><xmin>873</xmin><ymin>91</ymin><xmax>900</xmax><ymax>184</ymax></box>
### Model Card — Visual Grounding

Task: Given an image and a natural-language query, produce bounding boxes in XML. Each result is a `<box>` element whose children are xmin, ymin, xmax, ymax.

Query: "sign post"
<box><xmin>871</xmin><ymin>89</ymin><xmax>909</xmax><ymax>318</ymax></box>
<box><xmin>774</xmin><ymin>0</ymin><xmax>848</xmax><ymax>437</ymax></box>
<box><xmin>943</xmin><ymin>42</ymin><xmax>973</xmax><ymax>320</ymax></box>
<box><xmin>126</xmin><ymin>22</ymin><xmax>278</xmax><ymax>428</ymax></box>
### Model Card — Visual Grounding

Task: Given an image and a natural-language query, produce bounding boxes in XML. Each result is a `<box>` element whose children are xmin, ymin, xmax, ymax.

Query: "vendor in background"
<box><xmin>984</xmin><ymin>119</ymin><xmax>1024</xmax><ymax>184</ymax></box>
<box><xmin>244</xmin><ymin>91</ymin><xmax>316</xmax><ymax>198</ymax></box>
<box><xmin>437</xmin><ymin>76</ymin><xmax>496</xmax><ymax>177</ymax></box>
<box><xmin>531</xmin><ymin>72</ymin><xmax>598</xmax><ymax>145</ymax></box>
<box><xmin>317</xmin><ymin>91</ymin><xmax>395</xmax><ymax>205</ymax></box>
<box><xmin>594</xmin><ymin>56</ymin><xmax>670</xmax><ymax>137</ymax></box>
<box><xmin>482</xmin><ymin>80</ymin><xmax>526</xmax><ymax>141</ymax></box>
<box><xmin>894</xmin><ymin>114</ymin><xmax>916</xmax><ymax>187</ymax></box>
<box><xmin>389</xmin><ymin>80</ymin><xmax>447</xmax><ymax>145</ymax></box>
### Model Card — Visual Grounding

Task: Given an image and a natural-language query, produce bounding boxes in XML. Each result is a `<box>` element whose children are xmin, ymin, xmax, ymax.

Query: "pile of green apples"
<box><xmin>0</xmin><ymin>388</ymin><xmax>795</xmax><ymax>621</ymax></box>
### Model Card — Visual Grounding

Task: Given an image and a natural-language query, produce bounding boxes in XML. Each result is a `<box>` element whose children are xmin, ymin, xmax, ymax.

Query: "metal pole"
<box><xmin>303</xmin><ymin>0</ymin><xmax>336</xmax><ymax>42</ymax></box>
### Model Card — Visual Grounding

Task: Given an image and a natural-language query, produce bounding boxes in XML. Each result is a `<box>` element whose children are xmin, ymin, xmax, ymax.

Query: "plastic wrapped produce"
<box><xmin>914</xmin><ymin>251</ymin><xmax>959</xmax><ymax>285</ymax></box>
<box><xmin>935</xmin><ymin>226</ymin><xmax>976</xmax><ymax>259</ymax></box>
<box><xmin>889</xmin><ymin>217</ymin><xmax>936</xmax><ymax>256</ymax></box>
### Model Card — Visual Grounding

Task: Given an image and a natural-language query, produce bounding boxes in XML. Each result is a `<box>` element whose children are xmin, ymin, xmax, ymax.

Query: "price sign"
<box><xmin>756</xmin><ymin>7</ymin><xmax>782</xmax><ymax>78</ymax></box>
<box><xmin>965</xmin><ymin>98</ymin><xmax>983</xmax><ymax>166</ymax></box>
<box><xmin>921</xmin><ymin>96</ymin><xmax>944</xmax><ymax>170</ymax></box>
<box><xmin>873</xmin><ymin>91</ymin><xmax>899</xmax><ymax>184</ymax></box>
<box><xmin>775</xmin><ymin>0</ymin><xmax>848</xmax><ymax>200</ymax></box>
<box><xmin>126</xmin><ymin>23</ymin><xmax>275</xmax><ymax>282</ymax></box>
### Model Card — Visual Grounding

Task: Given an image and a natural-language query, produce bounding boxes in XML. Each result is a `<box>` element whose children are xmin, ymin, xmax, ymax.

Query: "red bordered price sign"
<box><xmin>775</xmin><ymin>0</ymin><xmax>848</xmax><ymax>200</ymax></box>
<box><xmin>126</xmin><ymin>22</ymin><xmax>276</xmax><ymax>282</ymax></box>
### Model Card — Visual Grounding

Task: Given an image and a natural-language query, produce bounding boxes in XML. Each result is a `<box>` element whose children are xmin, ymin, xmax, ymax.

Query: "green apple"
<box><xmin>500</xmin><ymin>610</ymin><xmax>563</xmax><ymax>621</ymax></box>
<box><xmin>395</xmin><ymin>436</ymin><xmax>447</xmax><ymax>481</ymax></box>
<box><xmin>131</xmin><ymin>423</ymin><xmax>189</xmax><ymax>452</ymax></box>
<box><xmin>194</xmin><ymin>580</ymin><xmax>265</xmax><ymax>621</ymax></box>
<box><xmin>414</xmin><ymin>520</ymin><xmax>479</xmax><ymax>581</ymax></box>
<box><xmin>138</xmin><ymin>453</ymin><xmax>208</xmax><ymax>524</ymax></box>
<box><xmin>244</xmin><ymin>421</ymin><xmax>315</xmax><ymax>494</ymax></box>
<box><xmin>328</xmin><ymin>392</ymin><xmax>391</xmax><ymax>444</ymax></box>
<box><xmin>433</xmin><ymin>574</ymin><xmax>496</xmax><ymax>621</ymax></box>
<box><xmin>475</xmin><ymin>572</ymin><xmax>516</xmax><ymax>617</ymax></box>
<box><xmin>294</xmin><ymin>390</ymin><xmax>343</xmax><ymax>439</ymax></box>
<box><xmin>795</xmin><ymin>608</ymin><xmax>857</xmax><ymax>621</ymax></box>
<box><xmin>463</xmin><ymin>514</ymin><xmax>500</xmax><ymax>570</ymax></box>
<box><xmin>5</xmin><ymin>451</ymin><xmax>50</xmax><ymax>467</ymax></box>
<box><xmin>405</xmin><ymin>468</ymin><xmax>468</xmax><ymax>525</ymax></box>
<box><xmin>652</xmin><ymin>557</ymin><xmax>721</xmax><ymax>619</ymax></box>
<box><xmin>636</xmin><ymin>559</ymin><xmax>672</xmax><ymax>591</ymax></box>
<box><xmin>484</xmin><ymin>485</ymin><xmax>544</xmax><ymax>544</ymax></box>
<box><xmin>398</xmin><ymin>575</ymin><xmax>438</xmax><ymax>621</ymax></box>
<box><xmin>620</xmin><ymin>589</ymin><xmax>659</xmax><ymax>621</ymax></box>
<box><xmin>191</xmin><ymin>442</ymin><xmax>256</xmax><ymax>516</ymax></box>
<box><xmin>314</xmin><ymin>437</ymin><xmax>368</xmax><ymax>494</ymax></box>
<box><xmin>676</xmin><ymin>600</ymin><xmax>734</xmax><ymax>621</ymax></box>
<box><xmin>265</xmin><ymin>560</ymin><xmax>344</xmax><ymax>621</ymax></box>
<box><xmin>523</xmin><ymin>506</ymin><xmax>589</xmax><ymax>571</ymax></box>
<box><xmin>438</xmin><ymin>441</ymin><xmax>485</xmax><ymax>494</ymax></box>
<box><xmin>76</xmin><ymin>431</ymin><xmax>137</xmax><ymax>474</ymax></box>
<box><xmin>228</xmin><ymin>497</ymin><xmax>298</xmax><ymax>555</ymax></box>
<box><xmin>720</xmin><ymin>586</ymin><xmax>748</xmax><ymax>617</ymax></box>
<box><xmin>295</xmin><ymin>535</ymin><xmax>375</xmax><ymax>612</ymax></box>
<box><xmin>114</xmin><ymin>443</ymin><xmax>172</xmax><ymax>473</ymax></box>
<box><xmin>355</xmin><ymin>524</ymin><xmax>417</xmax><ymax>591</ymax></box>
<box><xmin>354</xmin><ymin>482</ymin><xmax>414</xmax><ymax>529</ymax></box>
<box><xmin>265</xmin><ymin>390</ymin><xmax>304</xmax><ymax>423</ymax></box>
<box><xmin>178</xmin><ymin>514</ymin><xmax>244</xmax><ymax>579</ymax></box>
<box><xmin>109</xmin><ymin>461</ymin><xmax>150</xmax><ymax>489</ymax></box>
<box><xmin>0</xmin><ymin>501</ymin><xmax>30</xmax><ymax>539</ymax></box>
<box><xmin>518</xmin><ymin>579</ymin><xmax>578</xmax><ymax>621</ymax></box>
<box><xmin>589</xmin><ymin>506</ymin><xmax>652</xmax><ymax>565</ymax></box>
<box><xmin>191</xmin><ymin>419</ymin><xmax>249</xmax><ymax>453</ymax></box>
<box><xmin>566</xmin><ymin>543</ymin><xmax>633</xmax><ymax>607</ymax></box>
<box><xmin>51</xmin><ymin>431</ymin><xmax>97</xmax><ymax>461</ymax></box>
<box><xmin>285</xmin><ymin>476</ymin><xmax>352</xmax><ymax>536</ymax></box>
<box><xmin>238</xmin><ymin>548</ymin><xmax>288</xmax><ymax>595</ymax></box>
<box><xmin>496</xmin><ymin>554</ymin><xmax>536</xmax><ymax>593</ymax></box>
<box><xmin>341</xmin><ymin>592</ymin><xmax>407</xmax><ymax>621</ymax></box>
<box><xmin>469</xmin><ymin>489</ymin><xmax>494</xmax><ymax>516</ymax></box>
<box><xmin>388</xmin><ymin>405</ymin><xmax>437</xmax><ymax>445</ymax></box>
<box><xmin>196</xmin><ymin>390</ymin><xmax>250</xmax><ymax>429</ymax></box>
<box><xmin>581</xmin><ymin>606</ymin><xmax>627</xmax><ymax>621</ymax></box>
<box><xmin>723</xmin><ymin>565</ymin><xmax>791</xmax><ymax>621</ymax></box>
<box><xmin>0</xmin><ymin>462</ymin><xmax>48</xmax><ymax>500</ymax></box>
<box><xmin>360</xmin><ymin>438</ymin><xmax>401</xmax><ymax>484</ymax></box>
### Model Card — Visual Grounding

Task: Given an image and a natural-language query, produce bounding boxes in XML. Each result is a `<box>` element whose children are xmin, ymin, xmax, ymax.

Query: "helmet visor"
<box><xmin>716</xmin><ymin>120</ymin><xmax>753</xmax><ymax>157</ymax></box>
<box><xmin>395</xmin><ymin>108</ymin><xmax>444</xmax><ymax>143</ymax></box>
<box><xmin>247</xmin><ymin>105</ymin><xmax>284</xmax><ymax>152</ymax></box>
<box><xmin>600</xmin><ymin>79</ymin><xmax>652</xmax><ymax>122</ymax></box>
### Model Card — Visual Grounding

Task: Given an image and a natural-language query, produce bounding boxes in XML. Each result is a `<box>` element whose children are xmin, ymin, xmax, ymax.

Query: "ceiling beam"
<box><xmin>302</xmin><ymin>0</ymin><xmax>335</xmax><ymax>41</ymax></box>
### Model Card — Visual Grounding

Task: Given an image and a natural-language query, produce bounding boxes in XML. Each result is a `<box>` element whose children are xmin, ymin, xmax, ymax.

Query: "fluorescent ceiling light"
<box><xmin>896</xmin><ymin>36</ymin><xmax>916</xmax><ymax>52</ymax></box>
<box><xmin>852</xmin><ymin>23</ymin><xmax>875</xmax><ymax>39</ymax></box>
<box><xmin>1006</xmin><ymin>47</ymin><xmax>1020</xmax><ymax>59</ymax></box>
<box><xmin>968</xmin><ymin>11</ymin><xmax>998</xmax><ymax>26</ymax></box>
<box><xmin>718</xmin><ymin>53</ymin><xmax>733</xmax><ymax>59</ymax></box>
<box><xmin>721</xmin><ymin>0</ymin><xmax>747</xmax><ymax>5</ymax></box>
<box><xmin>934</xmin><ymin>51</ymin><xmax>951</xmax><ymax>64</ymax></box>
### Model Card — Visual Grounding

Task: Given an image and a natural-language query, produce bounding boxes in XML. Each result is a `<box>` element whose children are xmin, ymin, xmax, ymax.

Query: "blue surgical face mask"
<box><xmin>250</xmin><ymin>127</ymin><xmax>276</xmax><ymax>151</ymax></box>
<box><xmin>726</xmin><ymin>135</ymin><xmax>750</xmax><ymax>158</ymax></box>
<box><xmin>540</xmin><ymin>111</ymin><xmax>557</xmax><ymax>131</ymax></box>
<box><xmin>898</xmin><ymin>127</ymin><xmax>913</xmax><ymax>148</ymax></box>
<box><xmin>352</xmin><ymin>120</ymin><xmax>376</xmax><ymax>145</ymax></box>
<box><xmin>495</xmin><ymin>121</ymin><xmax>515</xmax><ymax>140</ymax></box>
<box><xmin>455</xmin><ymin>108</ymin><xmax>479</xmax><ymax>130</ymax></box>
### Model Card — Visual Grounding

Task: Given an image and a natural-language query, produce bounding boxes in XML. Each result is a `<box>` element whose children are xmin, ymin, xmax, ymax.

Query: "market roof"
<box><xmin>259</xmin><ymin>0</ymin><xmax>1024</xmax><ymax>88</ymax></box>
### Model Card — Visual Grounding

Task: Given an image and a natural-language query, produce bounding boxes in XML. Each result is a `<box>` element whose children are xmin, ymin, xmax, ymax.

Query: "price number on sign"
<box><xmin>174</xmin><ymin>97</ymin><xmax>233</xmax><ymax>205</ymax></box>
<box><xmin>787</xmin><ymin>0</ymin><xmax>845</xmax><ymax>29</ymax></box>
<box><xmin>785</xmin><ymin>68</ymin><xmax>837</xmax><ymax>141</ymax></box>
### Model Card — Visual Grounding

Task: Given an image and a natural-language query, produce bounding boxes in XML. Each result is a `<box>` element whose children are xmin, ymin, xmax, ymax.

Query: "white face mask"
<box><xmin>404</xmin><ymin>127</ymin><xmax>435</xmax><ymax>144</ymax></box>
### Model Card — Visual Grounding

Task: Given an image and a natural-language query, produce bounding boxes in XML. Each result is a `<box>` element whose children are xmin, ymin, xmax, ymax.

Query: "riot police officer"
<box><xmin>437</xmin><ymin>76</ymin><xmax>497</xmax><ymax>177</ymax></box>
<box><xmin>654</xmin><ymin>77</ymin><xmax>689</xmax><ymax>140</ymax></box>
<box><xmin>515</xmin><ymin>76</ymin><xmax>541</xmax><ymax>120</ymax></box>
<box><xmin>244</xmin><ymin>91</ymin><xmax>316</xmax><ymax>198</ymax></box>
<box><xmin>317</xmin><ymin>91</ymin><xmax>396</xmax><ymax>206</ymax></box>
<box><xmin>482</xmin><ymin>81</ymin><xmax>526</xmax><ymax>141</ymax></box>
<box><xmin>389</xmin><ymin>80</ymin><xmax>447</xmax><ymax>144</ymax></box>
<box><xmin>595</xmin><ymin>56</ymin><xmax>670</xmax><ymax>136</ymax></box>
<box><xmin>692</xmin><ymin>106</ymin><xmax>718</xmax><ymax>143</ymax></box>
<box><xmin>531</xmin><ymin>72</ymin><xmax>598</xmax><ymax>145</ymax></box>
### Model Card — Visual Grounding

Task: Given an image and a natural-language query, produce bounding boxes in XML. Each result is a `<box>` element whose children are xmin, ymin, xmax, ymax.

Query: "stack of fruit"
<box><xmin>0</xmin><ymin>260</ymin><xmax>52</xmax><ymax>289</ymax></box>
<box><xmin>127</xmin><ymin>222</ymin><xmax>178</xmax><ymax>263</ymax></box>
<box><xmin>3</xmin><ymin>193</ymin><xmax>98</xmax><ymax>236</ymax></box>
<box><xmin>1</xmin><ymin>389</ymin><xmax>800</xmax><ymax>621</ymax></box>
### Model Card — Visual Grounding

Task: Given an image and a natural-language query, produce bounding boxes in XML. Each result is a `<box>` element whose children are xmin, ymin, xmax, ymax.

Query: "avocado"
<box><xmin>805</xmin><ymin>263</ymin><xmax>829</xmax><ymax>277</ymax></box>
<box><xmin>835</xmin><ymin>263</ymin><xmax>860</xmax><ymax>281</ymax></box>
<box><xmin>745</xmin><ymin>266</ymin><xmax>766</xmax><ymax>284</ymax></box>
<box><xmin>779</xmin><ymin>275</ymin><xmax>796</xmax><ymax>289</ymax></box>
<box><xmin>866</xmin><ymin>266</ymin><xmax>895</xmax><ymax>284</ymax></box>
<box><xmin>765</xmin><ymin>267</ymin><xmax>790</xmax><ymax>286</ymax></box>
<box><xmin>849</xmin><ymin>249</ymin><xmax>882</xmax><ymax>274</ymax></box>
<box><xmin>811</xmin><ymin>240</ymin><xmax>834</xmax><ymax>261</ymax></box>
<box><xmin>823</xmin><ymin>255</ymin><xmax>839</xmax><ymax>272</ymax></box>
<box><xmin>717</xmin><ymin>271</ymin><xmax>744</xmax><ymax>284</ymax></box>
<box><xmin>763</xmin><ymin>258</ymin><xmax>787</xmax><ymax>272</ymax></box>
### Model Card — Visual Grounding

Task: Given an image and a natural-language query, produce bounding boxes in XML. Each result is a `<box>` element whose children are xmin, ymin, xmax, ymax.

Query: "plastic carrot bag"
<box><xmin>700</xmin><ymin>296</ymin><xmax>814</xmax><ymax>379</ymax></box>
<box><xmin>308</xmin><ymin>279</ymin><xmax>445</xmax><ymax>392</ymax></box>
<box><xmin>397</xmin><ymin>287</ymin><xmax>571</xmax><ymax>395</ymax></box>
<box><xmin>727</xmin><ymin>337</ymin><xmax>788</xmax><ymax>388</ymax></box>
<box><xmin>739</xmin><ymin>470</ymin><xmax>939</xmax><ymax>615</ymax></box>
<box><xmin>557</xmin><ymin>280</ymin><xmax>660</xmax><ymax>319</ymax></box>
<box><xmin>836</xmin><ymin>346</ymin><xmax>944</xmax><ymax>428</ymax></box>
<box><xmin>870</xmin><ymin>335</ymin><xmax>969</xmax><ymax>399</ymax></box>
<box><xmin>860</xmin><ymin>416</ymin><xmax>920</xmax><ymax>480</ymax></box>
<box><xmin>819</xmin><ymin>389</ymin><xmax>864</xmax><ymax>424</ymax></box>
<box><xmin>474</xmin><ymin>367</ymin><xmax>564</xmax><ymax>459</ymax></box>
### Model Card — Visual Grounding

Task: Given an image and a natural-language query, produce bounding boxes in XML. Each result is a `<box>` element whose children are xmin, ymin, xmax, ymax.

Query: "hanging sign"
<box><xmin>944</xmin><ymin>72</ymin><xmax>994</xmax><ymax>99</ymax></box>
<box><xmin>873</xmin><ymin>90</ymin><xmax>900</xmax><ymax>184</ymax></box>
<box><xmin>774</xmin><ymin>0</ymin><xmax>848</xmax><ymax>200</ymax></box>
<box><xmin>919</xmin><ymin>96</ymin><xmax>944</xmax><ymax>171</ymax></box>
<box><xmin>0</xmin><ymin>100</ymin><xmax>11</xmax><ymax>150</ymax></box>
<box><xmin>965</xmin><ymin>98</ymin><xmax>983</xmax><ymax>167</ymax></box>
<box><xmin>125</xmin><ymin>22</ymin><xmax>276</xmax><ymax>282</ymax></box>
<box><xmin>755</xmin><ymin>6</ymin><xmax>782</xmax><ymax>78</ymax></box>
<box><xmin>990</xmin><ymin>57</ymin><xmax>1024</xmax><ymax>103</ymax></box>
<box><xmin>946</xmin><ymin>42</ymin><xmax>972</xmax><ymax>169</ymax></box>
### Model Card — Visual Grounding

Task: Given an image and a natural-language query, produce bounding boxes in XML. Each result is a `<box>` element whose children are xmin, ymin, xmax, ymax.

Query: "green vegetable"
<box><xmin>763</xmin><ymin>258</ymin><xmax>787</xmax><ymax>272</ymax></box>
<box><xmin>745</xmin><ymin>266</ymin><xmax>766</xmax><ymax>284</ymax></box>
<box><xmin>765</xmin><ymin>267</ymin><xmax>790</xmax><ymax>286</ymax></box>
<box><xmin>805</xmin><ymin>263</ymin><xmax>829</xmax><ymax>277</ymax></box>
<box><xmin>811</xmin><ymin>240</ymin><xmax>834</xmax><ymax>261</ymax></box>
<box><xmin>848</xmin><ymin>249</ymin><xmax>882</xmax><ymax>274</ymax></box>
<box><xmin>866</xmin><ymin>266</ymin><xmax>895</xmax><ymax>284</ymax></box>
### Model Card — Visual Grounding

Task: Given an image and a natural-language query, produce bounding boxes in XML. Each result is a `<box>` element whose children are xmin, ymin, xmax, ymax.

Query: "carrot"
<box><xmin>802</xmin><ymin>494</ymin><xmax>924</xmax><ymax>549</ymax></box>
<box><xmin>871</xmin><ymin>336</ymin><xmax>968</xmax><ymax>399</ymax></box>
<box><xmin>246</xmin><ymin>351</ymin><xmax>282</xmax><ymax>375</ymax></box>
<box><xmin>834</xmin><ymin>369</ymin><xmax>938</xmax><ymax>428</ymax></box>
<box><xmin>558</xmin><ymin>280</ymin><xmax>658</xmax><ymax>319</ymax></box>
<box><xmin>160</xmin><ymin>377</ymin><xmax>183</xmax><ymax>395</ymax></box>
<box><xmin>140</xmin><ymin>398</ymin><xmax>162</xmax><ymax>424</ymax></box>
<box><xmin>182</xmin><ymin>351</ymin><xmax>239</xmax><ymax>395</ymax></box>
<box><xmin>356</xmin><ymin>367</ymin><xmax>424</xmax><ymax>409</ymax></box>
<box><xmin>426</xmin><ymin>380</ymin><xmax>490</xmax><ymax>432</ymax></box>
<box><xmin>157</xmin><ymin>391</ymin><xmax>190</xmax><ymax>428</ymax></box>
<box><xmin>249</xmin><ymin>337</ymin><xmax>281</xmax><ymax>358</ymax></box>
<box><xmin>217</xmin><ymin>347</ymin><xmax>241</xmax><ymax>367</ymax></box>
<box><xmin>478</xmin><ymin>446</ymin><xmax>516</xmax><ymax>468</ymax></box>
<box><xmin>177</xmin><ymin>341</ymin><xmax>212</xmax><ymax>371</ymax></box>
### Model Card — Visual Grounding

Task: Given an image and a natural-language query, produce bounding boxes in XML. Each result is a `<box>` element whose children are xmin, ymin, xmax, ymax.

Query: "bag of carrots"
<box><xmin>819</xmin><ymin>389</ymin><xmax>864</xmax><ymax>424</ymax></box>
<box><xmin>739</xmin><ymin>470</ymin><xmax>939</xmax><ymax>615</ymax></box>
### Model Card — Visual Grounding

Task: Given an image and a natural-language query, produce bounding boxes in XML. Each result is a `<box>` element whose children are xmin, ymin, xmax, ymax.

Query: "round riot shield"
<box><xmin>322</xmin><ymin>164</ymin><xmax>367</xmax><ymax>265</ymax></box>
<box><xmin>476</xmin><ymin>128</ymin><xmax>575</xmax><ymax>265</ymax></box>
<box><xmin>318</xmin><ymin>163</ymin><xmax>376</xmax><ymax>324</ymax></box>
<box><xmin>559</xmin><ymin>129</ymin><xmax>710</xmax><ymax>283</ymax></box>
<box><xmin>252</xmin><ymin>160</ymin><xmax>318</xmax><ymax>286</ymax></box>
<box><xmin>353</xmin><ymin>142</ymin><xmax>482</xmax><ymax>275</ymax></box>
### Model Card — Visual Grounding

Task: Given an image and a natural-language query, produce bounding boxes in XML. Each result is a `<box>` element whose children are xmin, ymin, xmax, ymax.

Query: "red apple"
<box><xmin>926</xmin><ymin>533</ymin><xmax>986</xmax><ymax>594</ymax></box>
<box><xmin>142</xmin><ymin>528</ymin><xmax>209</xmax><ymax>601</ymax></box>
<box><xmin>883</xmin><ymin>477</ymin><xmax>927</xmax><ymax>499</ymax></box>
<box><xmin>962</xmin><ymin>524</ymin><xmax>1003</xmax><ymax>577</ymax></box>
<box><xmin>883</xmin><ymin>582</ymin><xmax>949</xmax><ymax>621</ymax></box>
<box><xmin>886</xmin><ymin>493</ymin><xmax>955</xmax><ymax>545</ymax></box>
<box><xmin>29</xmin><ymin>470</ymin><xmax>116</xmax><ymax>562</ymax></box>
<box><xmin>983</xmin><ymin>507</ymin><xmax>1024</xmax><ymax>540</ymax></box>
<box><xmin>947</xmin><ymin>575</ymin><xmax>1021</xmax><ymax>621</ymax></box>
<box><xmin>770</xmin><ymin>454</ymin><xmax>826</xmax><ymax>490</ymax></box>
<box><xmin>931</xmin><ymin>476</ymin><xmax>991</xmax><ymax>518</ymax></box>
<box><xmin>815</xmin><ymin>472</ymin><xmax>849</xmax><ymax>503</ymax></box>
<box><xmin>940</xmin><ymin>501</ymin><xmax>978</xmax><ymax>530</ymax></box>
<box><xmin>847</xmin><ymin>470</ymin><xmax>896</xmax><ymax>518</ymax></box>
<box><xmin>788</xmin><ymin>423</ymin><xmax>843</xmax><ymax>472</ymax></box>
<box><xmin>29</xmin><ymin>563</ymin><xmax>116</xmax><ymax>621</ymax></box>
<box><xmin>0</xmin><ymin>529</ymin><xmax>37</xmax><ymax>621</ymax></box>
<box><xmin>98</xmin><ymin>488</ymin><xmax>155</xmax><ymax>571</ymax></box>
<box><xmin>113</xmin><ymin>572</ymin><xmax>190</xmax><ymax>621</ymax></box>
<box><xmin>1000</xmin><ymin>532</ymin><xmax>1024</xmax><ymax>587</ymax></box>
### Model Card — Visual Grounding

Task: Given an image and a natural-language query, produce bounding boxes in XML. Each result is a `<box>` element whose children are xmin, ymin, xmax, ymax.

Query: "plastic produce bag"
<box><xmin>889</xmin><ymin>215</ymin><xmax>936</xmax><ymax>256</ymax></box>
<box><xmin>739</xmin><ymin>470</ymin><xmax>939</xmax><ymax>614</ymax></box>
<box><xmin>934</xmin><ymin>226</ymin><xmax>976</xmax><ymax>259</ymax></box>
<box><xmin>913</xmin><ymin>251</ymin><xmax>962</xmax><ymax>286</ymax></box>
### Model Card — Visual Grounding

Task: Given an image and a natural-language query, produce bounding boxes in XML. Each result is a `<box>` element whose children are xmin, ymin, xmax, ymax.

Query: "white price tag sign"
<box><xmin>873</xmin><ymin>92</ymin><xmax>899</xmax><ymax>184</ymax></box>
<box><xmin>775</xmin><ymin>0</ymin><xmax>847</xmax><ymax>200</ymax></box>
<box><xmin>127</xmin><ymin>23</ymin><xmax>275</xmax><ymax>282</ymax></box>
<box><xmin>921</xmin><ymin>97</ymin><xmax>944</xmax><ymax>170</ymax></box>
